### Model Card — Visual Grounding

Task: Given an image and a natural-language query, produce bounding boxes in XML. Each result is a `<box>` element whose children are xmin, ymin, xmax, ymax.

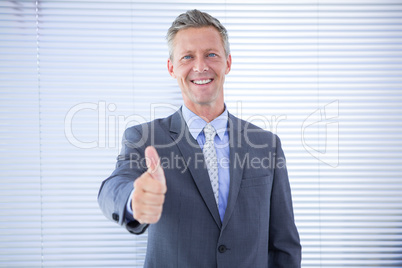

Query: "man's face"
<box><xmin>167</xmin><ymin>26</ymin><xmax>232</xmax><ymax>110</ymax></box>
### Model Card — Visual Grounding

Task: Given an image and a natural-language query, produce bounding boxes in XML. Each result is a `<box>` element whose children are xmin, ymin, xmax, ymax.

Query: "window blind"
<box><xmin>1</xmin><ymin>1</ymin><xmax>401</xmax><ymax>267</ymax></box>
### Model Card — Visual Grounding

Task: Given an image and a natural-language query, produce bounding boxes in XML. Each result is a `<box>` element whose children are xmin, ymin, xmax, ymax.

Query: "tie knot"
<box><xmin>204</xmin><ymin>123</ymin><xmax>216</xmax><ymax>142</ymax></box>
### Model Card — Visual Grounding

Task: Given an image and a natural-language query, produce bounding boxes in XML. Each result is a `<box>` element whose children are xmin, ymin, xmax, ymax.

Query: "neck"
<box><xmin>185</xmin><ymin>102</ymin><xmax>225</xmax><ymax>123</ymax></box>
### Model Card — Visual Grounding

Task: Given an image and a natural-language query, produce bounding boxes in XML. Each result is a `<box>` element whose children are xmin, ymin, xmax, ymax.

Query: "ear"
<box><xmin>225</xmin><ymin>54</ymin><xmax>232</xmax><ymax>75</ymax></box>
<box><xmin>167</xmin><ymin>58</ymin><xmax>176</xmax><ymax>78</ymax></box>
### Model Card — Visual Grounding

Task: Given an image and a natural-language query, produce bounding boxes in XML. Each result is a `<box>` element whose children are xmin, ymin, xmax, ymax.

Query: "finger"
<box><xmin>136</xmin><ymin>213</ymin><xmax>162</xmax><ymax>225</ymax></box>
<box><xmin>136</xmin><ymin>204</ymin><xmax>163</xmax><ymax>217</ymax></box>
<box><xmin>133</xmin><ymin>189</ymin><xmax>165</xmax><ymax>206</ymax></box>
<box><xmin>145</xmin><ymin>146</ymin><xmax>166</xmax><ymax>185</ymax></box>
<box><xmin>133</xmin><ymin>205</ymin><xmax>163</xmax><ymax>224</ymax></box>
<box><xmin>134</xmin><ymin>173</ymin><xmax>166</xmax><ymax>194</ymax></box>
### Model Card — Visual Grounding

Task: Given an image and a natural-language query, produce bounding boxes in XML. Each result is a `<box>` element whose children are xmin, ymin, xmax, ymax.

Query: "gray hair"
<box><xmin>166</xmin><ymin>9</ymin><xmax>230</xmax><ymax>60</ymax></box>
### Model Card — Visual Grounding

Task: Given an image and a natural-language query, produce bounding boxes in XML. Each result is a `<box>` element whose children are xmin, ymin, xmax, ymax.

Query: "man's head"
<box><xmin>166</xmin><ymin>9</ymin><xmax>230</xmax><ymax>61</ymax></box>
<box><xmin>166</xmin><ymin>10</ymin><xmax>232</xmax><ymax>120</ymax></box>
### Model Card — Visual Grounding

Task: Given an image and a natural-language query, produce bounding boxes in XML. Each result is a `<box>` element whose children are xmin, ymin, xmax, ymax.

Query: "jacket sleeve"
<box><xmin>97</xmin><ymin>126</ymin><xmax>149</xmax><ymax>234</ymax></box>
<box><xmin>268</xmin><ymin>135</ymin><xmax>302</xmax><ymax>267</ymax></box>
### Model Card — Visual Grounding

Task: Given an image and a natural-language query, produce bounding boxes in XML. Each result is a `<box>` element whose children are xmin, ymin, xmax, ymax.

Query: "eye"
<box><xmin>183</xmin><ymin>55</ymin><xmax>192</xmax><ymax>60</ymax></box>
<box><xmin>208</xmin><ymin>53</ymin><xmax>217</xmax><ymax>57</ymax></box>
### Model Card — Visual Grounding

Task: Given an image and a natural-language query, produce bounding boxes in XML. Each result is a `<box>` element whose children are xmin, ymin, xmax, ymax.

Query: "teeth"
<box><xmin>193</xmin><ymin>79</ymin><xmax>212</xmax><ymax>85</ymax></box>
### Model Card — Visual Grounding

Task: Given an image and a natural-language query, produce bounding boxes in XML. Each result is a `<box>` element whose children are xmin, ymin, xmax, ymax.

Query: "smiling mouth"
<box><xmin>192</xmin><ymin>79</ymin><xmax>213</xmax><ymax>85</ymax></box>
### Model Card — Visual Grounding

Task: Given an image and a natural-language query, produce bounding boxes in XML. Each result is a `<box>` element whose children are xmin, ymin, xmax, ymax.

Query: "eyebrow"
<box><xmin>181</xmin><ymin>48</ymin><xmax>217</xmax><ymax>55</ymax></box>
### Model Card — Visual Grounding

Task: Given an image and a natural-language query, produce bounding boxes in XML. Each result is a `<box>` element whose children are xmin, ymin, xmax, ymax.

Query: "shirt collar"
<box><xmin>182</xmin><ymin>104</ymin><xmax>228</xmax><ymax>141</ymax></box>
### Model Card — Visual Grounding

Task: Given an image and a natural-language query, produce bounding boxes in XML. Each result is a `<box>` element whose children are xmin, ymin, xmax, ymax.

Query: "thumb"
<box><xmin>145</xmin><ymin>146</ymin><xmax>166</xmax><ymax>185</ymax></box>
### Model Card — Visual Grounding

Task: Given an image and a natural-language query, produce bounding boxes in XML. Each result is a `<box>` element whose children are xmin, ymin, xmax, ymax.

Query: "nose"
<box><xmin>193</xmin><ymin>57</ymin><xmax>209</xmax><ymax>72</ymax></box>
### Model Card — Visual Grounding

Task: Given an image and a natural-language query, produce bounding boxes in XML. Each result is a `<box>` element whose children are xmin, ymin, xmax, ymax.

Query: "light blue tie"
<box><xmin>203</xmin><ymin>123</ymin><xmax>219</xmax><ymax>207</ymax></box>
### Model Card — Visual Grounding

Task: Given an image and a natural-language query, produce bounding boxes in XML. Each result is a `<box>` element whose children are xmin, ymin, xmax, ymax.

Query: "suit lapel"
<box><xmin>169</xmin><ymin>110</ymin><xmax>222</xmax><ymax>229</ymax></box>
<box><xmin>222</xmin><ymin>113</ymin><xmax>246</xmax><ymax>230</ymax></box>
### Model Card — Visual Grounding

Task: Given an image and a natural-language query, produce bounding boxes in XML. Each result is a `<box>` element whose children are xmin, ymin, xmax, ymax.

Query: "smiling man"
<box><xmin>167</xmin><ymin>26</ymin><xmax>231</xmax><ymax>122</ymax></box>
<box><xmin>98</xmin><ymin>9</ymin><xmax>301</xmax><ymax>267</ymax></box>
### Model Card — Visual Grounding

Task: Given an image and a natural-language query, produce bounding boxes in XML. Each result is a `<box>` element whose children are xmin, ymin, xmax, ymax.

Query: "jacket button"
<box><xmin>218</xmin><ymin>245</ymin><xmax>227</xmax><ymax>253</ymax></box>
<box><xmin>112</xmin><ymin>213</ymin><xmax>119</xmax><ymax>222</ymax></box>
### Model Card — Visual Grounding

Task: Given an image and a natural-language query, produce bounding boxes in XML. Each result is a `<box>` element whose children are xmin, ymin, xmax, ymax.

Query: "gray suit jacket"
<box><xmin>98</xmin><ymin>108</ymin><xmax>301</xmax><ymax>267</ymax></box>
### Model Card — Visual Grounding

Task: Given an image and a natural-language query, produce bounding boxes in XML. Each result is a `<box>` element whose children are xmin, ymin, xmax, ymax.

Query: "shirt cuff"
<box><xmin>125</xmin><ymin>189</ymin><xmax>135</xmax><ymax>223</ymax></box>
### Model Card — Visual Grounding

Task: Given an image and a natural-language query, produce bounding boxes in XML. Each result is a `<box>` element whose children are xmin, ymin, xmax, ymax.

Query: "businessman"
<box><xmin>98</xmin><ymin>9</ymin><xmax>301</xmax><ymax>267</ymax></box>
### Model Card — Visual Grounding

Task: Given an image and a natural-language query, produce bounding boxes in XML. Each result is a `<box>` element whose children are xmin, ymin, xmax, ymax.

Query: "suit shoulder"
<box><xmin>229</xmin><ymin>113</ymin><xmax>278</xmax><ymax>139</ymax></box>
<box><xmin>122</xmin><ymin>110</ymin><xmax>179</xmax><ymax>146</ymax></box>
<box><xmin>124</xmin><ymin>110</ymin><xmax>177</xmax><ymax>134</ymax></box>
<box><xmin>228</xmin><ymin>113</ymin><xmax>283</xmax><ymax>152</ymax></box>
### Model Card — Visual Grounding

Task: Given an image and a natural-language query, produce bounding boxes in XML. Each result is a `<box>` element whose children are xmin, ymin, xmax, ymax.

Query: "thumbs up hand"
<box><xmin>132</xmin><ymin>146</ymin><xmax>167</xmax><ymax>224</ymax></box>
<box><xmin>145</xmin><ymin>146</ymin><xmax>166</xmax><ymax>185</ymax></box>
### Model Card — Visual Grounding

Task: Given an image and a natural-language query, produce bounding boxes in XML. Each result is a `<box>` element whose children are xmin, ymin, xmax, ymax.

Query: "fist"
<box><xmin>131</xmin><ymin>146</ymin><xmax>167</xmax><ymax>224</ymax></box>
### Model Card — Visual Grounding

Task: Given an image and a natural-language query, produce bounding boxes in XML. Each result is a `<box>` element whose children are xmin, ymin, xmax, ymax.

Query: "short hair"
<box><xmin>166</xmin><ymin>9</ymin><xmax>230</xmax><ymax>60</ymax></box>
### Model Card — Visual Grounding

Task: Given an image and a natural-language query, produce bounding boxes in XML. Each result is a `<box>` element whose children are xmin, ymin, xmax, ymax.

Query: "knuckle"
<box><xmin>132</xmin><ymin>211</ymin><xmax>140</xmax><ymax>220</ymax></box>
<box><xmin>159</xmin><ymin>183</ymin><xmax>167</xmax><ymax>194</ymax></box>
<box><xmin>132</xmin><ymin>196</ymin><xmax>139</xmax><ymax>206</ymax></box>
<box><xmin>154</xmin><ymin>204</ymin><xmax>163</xmax><ymax>214</ymax></box>
<box><xmin>155</xmin><ymin>182</ymin><xmax>167</xmax><ymax>194</ymax></box>
<box><xmin>150</xmin><ymin>215</ymin><xmax>160</xmax><ymax>223</ymax></box>
<box><xmin>133</xmin><ymin>177</ymin><xmax>142</xmax><ymax>188</ymax></box>
<box><xmin>158</xmin><ymin>195</ymin><xmax>165</xmax><ymax>205</ymax></box>
<box><xmin>132</xmin><ymin>204</ymin><xmax>141</xmax><ymax>215</ymax></box>
<box><xmin>132</xmin><ymin>191</ymin><xmax>142</xmax><ymax>203</ymax></box>
<box><xmin>157</xmin><ymin>209</ymin><xmax>163</xmax><ymax>217</ymax></box>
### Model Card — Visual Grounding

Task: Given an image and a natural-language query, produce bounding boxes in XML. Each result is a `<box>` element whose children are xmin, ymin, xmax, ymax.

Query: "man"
<box><xmin>98</xmin><ymin>9</ymin><xmax>301</xmax><ymax>267</ymax></box>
